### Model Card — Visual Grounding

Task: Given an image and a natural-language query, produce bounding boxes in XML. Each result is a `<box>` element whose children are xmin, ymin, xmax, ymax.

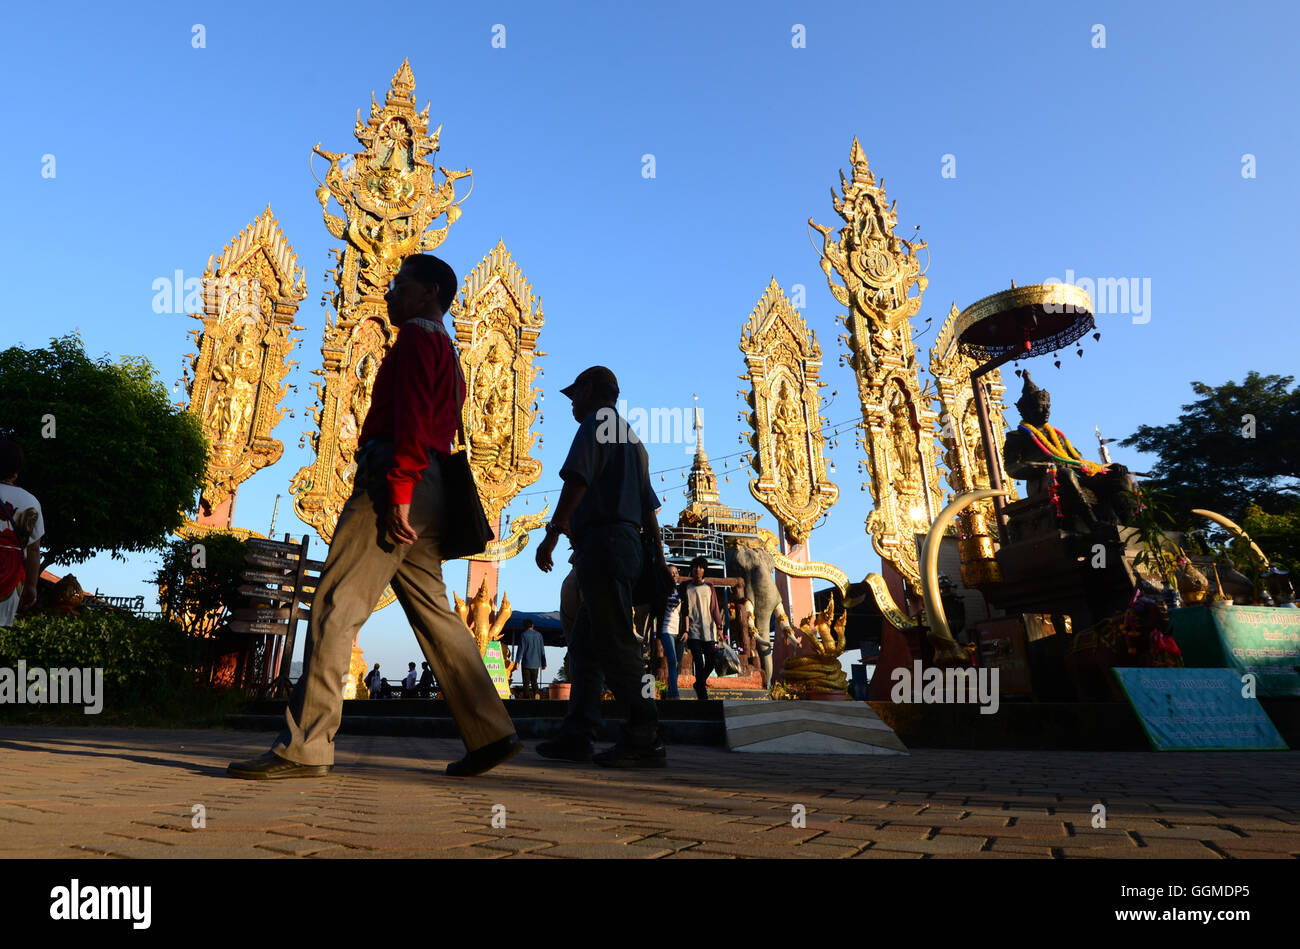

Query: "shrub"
<box><xmin>0</xmin><ymin>610</ymin><xmax>212</xmax><ymax>719</ymax></box>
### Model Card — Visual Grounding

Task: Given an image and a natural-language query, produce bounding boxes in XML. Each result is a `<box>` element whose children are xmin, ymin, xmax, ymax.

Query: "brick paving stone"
<box><xmin>530</xmin><ymin>842</ymin><xmax>674</xmax><ymax>859</ymax></box>
<box><xmin>851</xmin><ymin>847</ymin><xmax>926</xmax><ymax>859</ymax></box>
<box><xmin>864</xmin><ymin>836</ymin><xmax>990</xmax><ymax>855</ymax></box>
<box><xmin>470</xmin><ymin>837</ymin><xmax>554</xmax><ymax>853</ymax></box>
<box><xmin>1204</xmin><ymin>834</ymin><xmax>1300</xmax><ymax>851</ymax></box>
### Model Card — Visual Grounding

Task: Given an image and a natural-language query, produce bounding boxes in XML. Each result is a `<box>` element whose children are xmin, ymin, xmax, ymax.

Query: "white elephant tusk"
<box><xmin>920</xmin><ymin>489</ymin><xmax>1007</xmax><ymax>659</ymax></box>
<box><xmin>1190</xmin><ymin>509</ymin><xmax>1270</xmax><ymax>569</ymax></box>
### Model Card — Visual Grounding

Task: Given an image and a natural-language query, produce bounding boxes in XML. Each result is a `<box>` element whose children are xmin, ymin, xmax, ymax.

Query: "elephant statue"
<box><xmin>726</xmin><ymin>542</ymin><xmax>782</xmax><ymax>637</ymax></box>
<box><xmin>726</xmin><ymin>542</ymin><xmax>786</xmax><ymax>687</ymax></box>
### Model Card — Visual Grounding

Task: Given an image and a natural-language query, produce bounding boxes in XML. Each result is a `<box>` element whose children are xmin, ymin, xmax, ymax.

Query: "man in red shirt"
<box><xmin>229</xmin><ymin>254</ymin><xmax>521</xmax><ymax>779</ymax></box>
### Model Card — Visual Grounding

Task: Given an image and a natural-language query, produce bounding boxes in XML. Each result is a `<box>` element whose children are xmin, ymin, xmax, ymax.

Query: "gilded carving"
<box><xmin>449</xmin><ymin>239</ymin><xmax>544</xmax><ymax>526</ymax></box>
<box><xmin>928</xmin><ymin>304</ymin><xmax>1018</xmax><ymax>586</ymax></box>
<box><xmin>739</xmin><ymin>278</ymin><xmax>838</xmax><ymax>544</ymax></box>
<box><xmin>292</xmin><ymin>60</ymin><xmax>470</xmax><ymax>544</ymax></box>
<box><xmin>184</xmin><ymin>206</ymin><xmax>306</xmax><ymax>517</ymax></box>
<box><xmin>810</xmin><ymin>139</ymin><xmax>944</xmax><ymax>589</ymax></box>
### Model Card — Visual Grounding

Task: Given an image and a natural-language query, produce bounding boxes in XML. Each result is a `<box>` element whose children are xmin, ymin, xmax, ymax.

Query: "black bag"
<box><xmin>715</xmin><ymin>641</ymin><xmax>741</xmax><ymax>676</ymax></box>
<box><xmin>632</xmin><ymin>449</ymin><xmax>675</xmax><ymax>621</ymax></box>
<box><xmin>436</xmin><ymin>412</ymin><xmax>493</xmax><ymax>561</ymax></box>
<box><xmin>634</xmin><ymin>531</ymin><xmax>675</xmax><ymax>622</ymax></box>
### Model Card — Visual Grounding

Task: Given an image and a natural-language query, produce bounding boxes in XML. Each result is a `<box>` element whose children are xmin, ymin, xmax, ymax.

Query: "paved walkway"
<box><xmin>0</xmin><ymin>727</ymin><xmax>1296</xmax><ymax>858</ymax></box>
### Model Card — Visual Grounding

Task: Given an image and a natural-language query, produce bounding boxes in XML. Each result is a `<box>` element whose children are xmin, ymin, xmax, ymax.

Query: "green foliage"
<box><xmin>155</xmin><ymin>533</ymin><xmax>249</xmax><ymax>637</ymax></box>
<box><xmin>1120</xmin><ymin>372</ymin><xmax>1300</xmax><ymax>525</ymax></box>
<box><xmin>1241</xmin><ymin>503</ymin><xmax>1300</xmax><ymax>576</ymax></box>
<box><xmin>0</xmin><ymin>610</ymin><xmax>204</xmax><ymax>715</ymax></box>
<box><xmin>1122</xmin><ymin>484</ymin><xmax>1182</xmax><ymax>586</ymax></box>
<box><xmin>0</xmin><ymin>334</ymin><xmax>208</xmax><ymax>568</ymax></box>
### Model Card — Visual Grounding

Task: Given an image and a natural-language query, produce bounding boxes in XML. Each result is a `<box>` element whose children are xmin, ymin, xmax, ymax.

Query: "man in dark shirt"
<box><xmin>228</xmin><ymin>253</ymin><xmax>521</xmax><ymax>780</ymax></box>
<box><xmin>534</xmin><ymin>366</ymin><xmax>672</xmax><ymax>767</ymax></box>
<box><xmin>515</xmin><ymin>619</ymin><xmax>546</xmax><ymax>699</ymax></box>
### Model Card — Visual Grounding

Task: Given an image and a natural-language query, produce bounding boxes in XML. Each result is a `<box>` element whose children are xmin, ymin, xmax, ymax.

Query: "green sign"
<box><xmin>1171</xmin><ymin>605</ymin><xmax>1300</xmax><ymax>697</ymax></box>
<box><xmin>1112</xmin><ymin>667</ymin><xmax>1288</xmax><ymax>751</ymax></box>
<box><xmin>483</xmin><ymin>641</ymin><xmax>511</xmax><ymax>699</ymax></box>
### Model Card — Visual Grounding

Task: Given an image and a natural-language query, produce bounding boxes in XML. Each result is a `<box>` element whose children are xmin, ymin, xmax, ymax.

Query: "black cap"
<box><xmin>560</xmin><ymin>366</ymin><xmax>619</xmax><ymax>400</ymax></box>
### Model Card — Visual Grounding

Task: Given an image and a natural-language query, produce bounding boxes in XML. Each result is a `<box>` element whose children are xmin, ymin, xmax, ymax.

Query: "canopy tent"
<box><xmin>499</xmin><ymin>610</ymin><xmax>567</xmax><ymax>648</ymax></box>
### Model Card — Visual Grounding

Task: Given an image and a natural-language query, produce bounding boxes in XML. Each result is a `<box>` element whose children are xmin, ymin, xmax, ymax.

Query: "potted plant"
<box><xmin>547</xmin><ymin>653</ymin><xmax>571</xmax><ymax>701</ymax></box>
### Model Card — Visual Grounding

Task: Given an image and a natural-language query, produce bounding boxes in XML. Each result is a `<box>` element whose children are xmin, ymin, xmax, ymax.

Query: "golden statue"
<box><xmin>778</xmin><ymin>601</ymin><xmax>849</xmax><ymax>693</ymax></box>
<box><xmin>738</xmin><ymin>278</ymin><xmax>838</xmax><ymax>544</ymax></box>
<box><xmin>184</xmin><ymin>205</ymin><xmax>306</xmax><ymax>526</ymax></box>
<box><xmin>887</xmin><ymin>394</ymin><xmax>920</xmax><ymax>492</ymax></box>
<box><xmin>292</xmin><ymin>60</ymin><xmax>470</xmax><ymax>544</ymax></box>
<box><xmin>810</xmin><ymin>140</ymin><xmax>943</xmax><ymax>592</ymax></box>
<box><xmin>453</xmin><ymin>580</ymin><xmax>516</xmax><ymax>682</ymax></box>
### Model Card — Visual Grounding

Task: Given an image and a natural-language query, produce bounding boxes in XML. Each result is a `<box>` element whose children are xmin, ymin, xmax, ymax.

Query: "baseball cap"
<box><xmin>559</xmin><ymin>366</ymin><xmax>619</xmax><ymax>400</ymax></box>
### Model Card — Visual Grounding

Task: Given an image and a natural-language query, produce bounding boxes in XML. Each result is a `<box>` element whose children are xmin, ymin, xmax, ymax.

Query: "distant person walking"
<box><xmin>681</xmin><ymin>556</ymin><xmax>724</xmax><ymax>701</ymax></box>
<box><xmin>403</xmin><ymin>662</ymin><xmax>418</xmax><ymax>697</ymax></box>
<box><xmin>0</xmin><ymin>440</ymin><xmax>42</xmax><ymax>628</ymax></box>
<box><xmin>228</xmin><ymin>254</ymin><xmax>521</xmax><ymax>780</ymax></box>
<box><xmin>418</xmin><ymin>661</ymin><xmax>434</xmax><ymax>698</ymax></box>
<box><xmin>659</xmin><ymin>565</ymin><xmax>682</xmax><ymax>699</ymax></box>
<box><xmin>364</xmin><ymin>663</ymin><xmax>382</xmax><ymax>698</ymax></box>
<box><xmin>516</xmin><ymin>619</ymin><xmax>546</xmax><ymax>699</ymax></box>
<box><xmin>534</xmin><ymin>366</ymin><xmax>672</xmax><ymax>767</ymax></box>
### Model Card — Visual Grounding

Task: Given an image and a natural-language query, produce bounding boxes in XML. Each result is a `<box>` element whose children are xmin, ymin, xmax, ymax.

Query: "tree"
<box><xmin>1120</xmin><ymin>372</ymin><xmax>1300</xmax><ymax>526</ymax></box>
<box><xmin>155</xmin><ymin>533</ymin><xmax>249</xmax><ymax>637</ymax></box>
<box><xmin>0</xmin><ymin>334</ymin><xmax>208</xmax><ymax>568</ymax></box>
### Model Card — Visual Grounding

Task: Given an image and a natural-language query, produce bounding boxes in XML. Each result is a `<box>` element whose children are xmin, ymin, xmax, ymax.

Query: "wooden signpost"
<box><xmin>227</xmin><ymin>534</ymin><xmax>320</xmax><ymax>696</ymax></box>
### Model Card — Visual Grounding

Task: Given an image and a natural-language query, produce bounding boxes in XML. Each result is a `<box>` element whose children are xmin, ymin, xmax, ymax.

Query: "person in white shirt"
<box><xmin>402</xmin><ymin>662</ymin><xmax>418</xmax><ymax>696</ymax></box>
<box><xmin>658</xmin><ymin>565</ymin><xmax>682</xmax><ymax>699</ymax></box>
<box><xmin>0</xmin><ymin>440</ymin><xmax>43</xmax><ymax>628</ymax></box>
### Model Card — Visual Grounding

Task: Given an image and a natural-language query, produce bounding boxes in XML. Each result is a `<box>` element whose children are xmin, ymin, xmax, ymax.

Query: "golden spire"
<box><xmin>685</xmin><ymin>394</ymin><xmax>721</xmax><ymax>508</ymax></box>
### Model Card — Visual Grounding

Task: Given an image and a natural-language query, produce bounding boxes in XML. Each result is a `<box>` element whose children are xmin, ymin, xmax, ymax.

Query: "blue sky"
<box><xmin>2</xmin><ymin>1</ymin><xmax>1296</xmax><ymax>679</ymax></box>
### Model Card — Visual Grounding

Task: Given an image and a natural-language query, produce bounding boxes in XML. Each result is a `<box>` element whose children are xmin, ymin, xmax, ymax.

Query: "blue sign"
<box><xmin>1112</xmin><ymin>667</ymin><xmax>1288</xmax><ymax>751</ymax></box>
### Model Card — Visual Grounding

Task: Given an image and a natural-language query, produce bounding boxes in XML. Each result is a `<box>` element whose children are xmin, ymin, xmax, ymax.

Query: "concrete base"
<box><xmin>226</xmin><ymin>697</ymin><xmax>1300</xmax><ymax>750</ymax></box>
<box><xmin>723</xmin><ymin>700</ymin><xmax>908</xmax><ymax>755</ymax></box>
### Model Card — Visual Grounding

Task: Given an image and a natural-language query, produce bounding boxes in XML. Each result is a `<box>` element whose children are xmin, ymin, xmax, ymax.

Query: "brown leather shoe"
<box><xmin>227</xmin><ymin>751</ymin><xmax>333</xmax><ymax>780</ymax></box>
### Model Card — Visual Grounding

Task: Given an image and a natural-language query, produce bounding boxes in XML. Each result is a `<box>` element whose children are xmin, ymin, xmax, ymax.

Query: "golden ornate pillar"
<box><xmin>182</xmin><ymin>205</ymin><xmax>306</xmax><ymax>538</ymax></box>
<box><xmin>291</xmin><ymin>60</ymin><xmax>470</xmax><ymax>573</ymax></box>
<box><xmin>810</xmin><ymin>138</ymin><xmax>945</xmax><ymax>620</ymax></box>
<box><xmin>928</xmin><ymin>304</ymin><xmax>1017</xmax><ymax>587</ymax></box>
<box><xmin>449</xmin><ymin>240</ymin><xmax>547</xmax><ymax>599</ymax></box>
<box><xmin>738</xmin><ymin>278</ymin><xmax>840</xmax><ymax>673</ymax></box>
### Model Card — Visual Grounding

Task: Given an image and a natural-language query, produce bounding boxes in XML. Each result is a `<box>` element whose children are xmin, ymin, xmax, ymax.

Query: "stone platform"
<box><xmin>229</xmin><ymin>697</ymin><xmax>1299</xmax><ymax>750</ymax></box>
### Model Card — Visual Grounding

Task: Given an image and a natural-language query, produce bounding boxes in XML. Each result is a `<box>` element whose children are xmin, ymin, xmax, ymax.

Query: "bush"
<box><xmin>0</xmin><ymin>610</ymin><xmax>244</xmax><ymax>723</ymax></box>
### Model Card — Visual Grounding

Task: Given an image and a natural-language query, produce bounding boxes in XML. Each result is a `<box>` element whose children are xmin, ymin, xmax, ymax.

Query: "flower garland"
<box><xmin>1046</xmin><ymin>463</ymin><xmax>1063</xmax><ymax>519</ymax></box>
<box><xmin>1020</xmin><ymin>423</ymin><xmax>1109</xmax><ymax>476</ymax></box>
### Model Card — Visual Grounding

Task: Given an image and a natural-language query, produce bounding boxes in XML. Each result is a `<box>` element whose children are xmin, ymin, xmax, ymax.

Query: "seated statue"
<box><xmin>1002</xmin><ymin>372</ymin><xmax>1136</xmax><ymax>532</ymax></box>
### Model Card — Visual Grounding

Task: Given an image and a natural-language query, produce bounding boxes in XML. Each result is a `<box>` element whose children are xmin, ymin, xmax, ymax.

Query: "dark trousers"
<box><xmin>522</xmin><ymin>667</ymin><xmax>540</xmax><ymax>698</ymax></box>
<box><xmin>560</xmin><ymin>524</ymin><xmax>659</xmax><ymax>746</ymax></box>
<box><xmin>688</xmin><ymin>639</ymin><xmax>714</xmax><ymax>699</ymax></box>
